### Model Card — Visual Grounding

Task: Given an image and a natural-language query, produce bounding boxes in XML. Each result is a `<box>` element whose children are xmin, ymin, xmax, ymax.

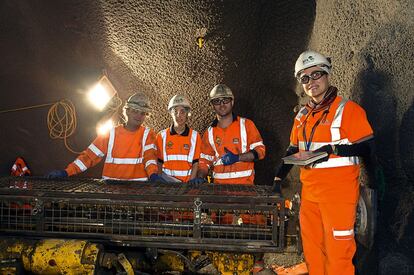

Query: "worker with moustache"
<box><xmin>273</xmin><ymin>50</ymin><xmax>374</xmax><ymax>274</ymax></box>
<box><xmin>195</xmin><ymin>84</ymin><xmax>266</xmax><ymax>185</ymax></box>
<box><xmin>47</xmin><ymin>92</ymin><xmax>164</xmax><ymax>182</ymax></box>
<box><xmin>156</xmin><ymin>95</ymin><xmax>202</xmax><ymax>182</ymax></box>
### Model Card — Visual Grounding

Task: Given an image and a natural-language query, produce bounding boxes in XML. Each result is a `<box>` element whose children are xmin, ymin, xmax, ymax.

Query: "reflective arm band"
<box><xmin>144</xmin><ymin>144</ymin><xmax>156</xmax><ymax>152</ymax></box>
<box><xmin>88</xmin><ymin>144</ymin><xmax>105</xmax><ymax>157</ymax></box>
<box><xmin>200</xmin><ymin>153</ymin><xmax>215</xmax><ymax>161</ymax></box>
<box><xmin>74</xmin><ymin>159</ymin><xmax>88</xmax><ymax>172</ymax></box>
<box><xmin>249</xmin><ymin>141</ymin><xmax>264</xmax><ymax>150</ymax></box>
<box><xmin>145</xmin><ymin>160</ymin><xmax>157</xmax><ymax>168</ymax></box>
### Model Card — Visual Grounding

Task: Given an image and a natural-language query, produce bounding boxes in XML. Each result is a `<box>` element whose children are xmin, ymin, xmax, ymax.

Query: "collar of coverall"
<box><xmin>170</xmin><ymin>124</ymin><xmax>190</xmax><ymax>136</ymax></box>
<box><xmin>211</xmin><ymin>112</ymin><xmax>238</xmax><ymax>127</ymax></box>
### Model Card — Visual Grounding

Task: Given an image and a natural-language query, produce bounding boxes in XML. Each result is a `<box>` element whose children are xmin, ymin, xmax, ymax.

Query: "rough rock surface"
<box><xmin>0</xmin><ymin>0</ymin><xmax>413</xmax><ymax>273</ymax></box>
<box><xmin>308</xmin><ymin>1</ymin><xmax>414</xmax><ymax>273</ymax></box>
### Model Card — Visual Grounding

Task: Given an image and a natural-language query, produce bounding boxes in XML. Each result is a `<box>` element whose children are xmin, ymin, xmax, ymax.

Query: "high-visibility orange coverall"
<box><xmin>199</xmin><ymin>114</ymin><xmax>265</xmax><ymax>184</ymax></box>
<box><xmin>65</xmin><ymin>125</ymin><xmax>158</xmax><ymax>181</ymax></box>
<box><xmin>199</xmin><ymin>114</ymin><xmax>266</xmax><ymax>224</ymax></box>
<box><xmin>291</xmin><ymin>96</ymin><xmax>373</xmax><ymax>274</ymax></box>
<box><xmin>156</xmin><ymin>125</ymin><xmax>201</xmax><ymax>182</ymax></box>
<box><xmin>11</xmin><ymin>157</ymin><xmax>31</xmax><ymax>176</ymax></box>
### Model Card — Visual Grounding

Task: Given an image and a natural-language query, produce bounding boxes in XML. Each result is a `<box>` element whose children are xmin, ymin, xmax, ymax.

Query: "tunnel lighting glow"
<box><xmin>87</xmin><ymin>75</ymin><xmax>117</xmax><ymax>111</ymax></box>
<box><xmin>88</xmin><ymin>84</ymin><xmax>111</xmax><ymax>110</ymax></box>
<box><xmin>97</xmin><ymin>119</ymin><xmax>114</xmax><ymax>135</ymax></box>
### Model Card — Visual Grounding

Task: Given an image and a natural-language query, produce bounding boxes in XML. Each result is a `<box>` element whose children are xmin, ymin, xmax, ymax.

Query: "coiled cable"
<box><xmin>47</xmin><ymin>99</ymin><xmax>80</xmax><ymax>154</ymax></box>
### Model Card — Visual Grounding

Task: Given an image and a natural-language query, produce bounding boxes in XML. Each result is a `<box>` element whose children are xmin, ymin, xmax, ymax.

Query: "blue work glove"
<box><xmin>313</xmin><ymin>145</ymin><xmax>334</xmax><ymax>164</ymax></box>
<box><xmin>221</xmin><ymin>147</ymin><xmax>240</xmax><ymax>165</ymax></box>
<box><xmin>149</xmin><ymin>173</ymin><xmax>167</xmax><ymax>183</ymax></box>
<box><xmin>47</xmin><ymin>170</ymin><xmax>68</xmax><ymax>179</ymax></box>
<box><xmin>188</xmin><ymin>177</ymin><xmax>205</xmax><ymax>184</ymax></box>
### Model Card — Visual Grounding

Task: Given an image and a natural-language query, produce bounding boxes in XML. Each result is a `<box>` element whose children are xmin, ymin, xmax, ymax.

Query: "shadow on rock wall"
<box><xmin>354</xmin><ymin>59</ymin><xmax>394</xmax><ymax>275</ymax></box>
<box><xmin>215</xmin><ymin>0</ymin><xmax>316</xmax><ymax>185</ymax></box>
<box><xmin>396</xmin><ymin>98</ymin><xmax>414</xmax><ymax>255</ymax></box>
<box><xmin>356</xmin><ymin>47</ymin><xmax>413</xmax><ymax>275</ymax></box>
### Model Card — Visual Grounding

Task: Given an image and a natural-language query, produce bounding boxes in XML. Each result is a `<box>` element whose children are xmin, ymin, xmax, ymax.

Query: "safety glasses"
<box><xmin>297</xmin><ymin>70</ymin><xmax>327</xmax><ymax>84</ymax></box>
<box><xmin>211</xmin><ymin>97</ymin><xmax>232</xmax><ymax>106</ymax></box>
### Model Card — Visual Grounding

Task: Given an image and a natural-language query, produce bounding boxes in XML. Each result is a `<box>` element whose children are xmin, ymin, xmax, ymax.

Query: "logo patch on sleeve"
<box><xmin>215</xmin><ymin>136</ymin><xmax>222</xmax><ymax>146</ymax></box>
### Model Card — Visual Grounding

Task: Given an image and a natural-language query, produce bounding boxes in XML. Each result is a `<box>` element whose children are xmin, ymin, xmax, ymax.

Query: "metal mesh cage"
<box><xmin>0</xmin><ymin>177</ymin><xmax>285</xmax><ymax>252</ymax></box>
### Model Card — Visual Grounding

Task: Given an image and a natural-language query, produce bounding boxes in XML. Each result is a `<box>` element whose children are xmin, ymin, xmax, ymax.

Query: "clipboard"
<box><xmin>282</xmin><ymin>151</ymin><xmax>328</xmax><ymax>166</ymax></box>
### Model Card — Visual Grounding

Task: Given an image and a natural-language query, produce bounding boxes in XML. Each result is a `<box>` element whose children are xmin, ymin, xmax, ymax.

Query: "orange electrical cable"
<box><xmin>47</xmin><ymin>99</ymin><xmax>81</xmax><ymax>154</ymax></box>
<box><xmin>0</xmin><ymin>99</ymin><xmax>81</xmax><ymax>154</ymax></box>
<box><xmin>0</xmin><ymin>102</ymin><xmax>55</xmax><ymax>114</ymax></box>
<box><xmin>1</xmin><ymin>95</ymin><xmax>123</xmax><ymax>154</ymax></box>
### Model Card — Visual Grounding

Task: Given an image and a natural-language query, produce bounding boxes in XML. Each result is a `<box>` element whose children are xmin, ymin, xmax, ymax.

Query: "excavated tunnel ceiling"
<box><xmin>0</xmin><ymin>0</ymin><xmax>316</xmax><ymax>182</ymax></box>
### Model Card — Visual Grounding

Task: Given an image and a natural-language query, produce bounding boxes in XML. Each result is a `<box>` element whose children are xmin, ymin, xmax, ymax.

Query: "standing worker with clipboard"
<box><xmin>273</xmin><ymin>50</ymin><xmax>374</xmax><ymax>275</ymax></box>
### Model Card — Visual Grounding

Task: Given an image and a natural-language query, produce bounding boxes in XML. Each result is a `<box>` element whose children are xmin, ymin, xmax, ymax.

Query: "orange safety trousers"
<box><xmin>300</xmin><ymin>199</ymin><xmax>357</xmax><ymax>275</ymax></box>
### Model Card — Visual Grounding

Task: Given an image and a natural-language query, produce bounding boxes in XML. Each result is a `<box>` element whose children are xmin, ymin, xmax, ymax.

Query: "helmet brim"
<box><xmin>125</xmin><ymin>103</ymin><xmax>152</xmax><ymax>113</ymax></box>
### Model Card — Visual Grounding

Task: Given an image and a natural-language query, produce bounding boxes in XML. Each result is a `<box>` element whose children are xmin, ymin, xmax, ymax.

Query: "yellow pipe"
<box><xmin>0</xmin><ymin>239</ymin><xmax>101</xmax><ymax>275</ymax></box>
<box><xmin>117</xmin><ymin>253</ymin><xmax>135</xmax><ymax>275</ymax></box>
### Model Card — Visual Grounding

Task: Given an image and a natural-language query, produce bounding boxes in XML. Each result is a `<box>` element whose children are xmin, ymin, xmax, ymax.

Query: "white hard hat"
<box><xmin>125</xmin><ymin>92</ymin><xmax>152</xmax><ymax>113</ymax></box>
<box><xmin>209</xmin><ymin>84</ymin><xmax>234</xmax><ymax>101</ymax></box>
<box><xmin>168</xmin><ymin>94</ymin><xmax>191</xmax><ymax>111</ymax></box>
<box><xmin>294</xmin><ymin>50</ymin><xmax>332</xmax><ymax>77</ymax></box>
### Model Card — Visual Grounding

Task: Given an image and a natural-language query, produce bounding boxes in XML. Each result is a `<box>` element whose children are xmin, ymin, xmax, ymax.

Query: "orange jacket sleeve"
<box><xmin>143</xmin><ymin>129</ymin><xmax>158</xmax><ymax>177</ymax></box>
<box><xmin>199</xmin><ymin>129</ymin><xmax>215</xmax><ymax>174</ymax></box>
<box><xmin>156</xmin><ymin>131</ymin><xmax>164</xmax><ymax>161</ymax></box>
<box><xmin>193</xmin><ymin>131</ymin><xmax>202</xmax><ymax>162</ymax></box>
<box><xmin>341</xmin><ymin>101</ymin><xmax>374</xmax><ymax>142</ymax></box>
<box><xmin>65</xmin><ymin>134</ymin><xmax>109</xmax><ymax>176</ymax></box>
<box><xmin>246</xmin><ymin>119</ymin><xmax>265</xmax><ymax>160</ymax></box>
<box><xmin>290</xmin><ymin>115</ymin><xmax>301</xmax><ymax>147</ymax></box>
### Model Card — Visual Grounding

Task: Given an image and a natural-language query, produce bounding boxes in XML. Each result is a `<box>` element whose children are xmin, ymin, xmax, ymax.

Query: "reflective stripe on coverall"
<box><xmin>291</xmin><ymin>96</ymin><xmax>373</xmax><ymax>274</ymax></box>
<box><xmin>199</xmin><ymin>115</ymin><xmax>266</xmax><ymax>225</ymax></box>
<box><xmin>157</xmin><ymin>127</ymin><xmax>201</xmax><ymax>182</ymax></box>
<box><xmin>65</xmin><ymin>125</ymin><xmax>158</xmax><ymax>181</ymax></box>
<box><xmin>11</xmin><ymin>157</ymin><xmax>31</xmax><ymax>176</ymax></box>
<box><xmin>199</xmin><ymin>115</ymin><xmax>265</xmax><ymax>184</ymax></box>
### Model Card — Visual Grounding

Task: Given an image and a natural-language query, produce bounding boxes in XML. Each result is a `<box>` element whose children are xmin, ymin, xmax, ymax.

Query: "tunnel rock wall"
<box><xmin>0</xmin><ymin>0</ymin><xmax>414</xmax><ymax>273</ymax></box>
<box><xmin>0</xmin><ymin>0</ymin><xmax>316</xmax><ymax>183</ymax></box>
<box><xmin>308</xmin><ymin>1</ymin><xmax>414</xmax><ymax>274</ymax></box>
<box><xmin>82</xmin><ymin>0</ymin><xmax>316</xmax><ymax>183</ymax></box>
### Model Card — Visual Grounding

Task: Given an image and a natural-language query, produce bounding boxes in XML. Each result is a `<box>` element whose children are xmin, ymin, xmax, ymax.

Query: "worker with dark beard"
<box><xmin>196</xmin><ymin>84</ymin><xmax>266</xmax><ymax>184</ymax></box>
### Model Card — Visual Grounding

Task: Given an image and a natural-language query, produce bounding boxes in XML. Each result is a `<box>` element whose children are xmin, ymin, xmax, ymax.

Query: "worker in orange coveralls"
<box><xmin>273</xmin><ymin>50</ymin><xmax>374</xmax><ymax>275</ymax></box>
<box><xmin>156</xmin><ymin>94</ymin><xmax>202</xmax><ymax>183</ymax></box>
<box><xmin>47</xmin><ymin>92</ymin><xmax>164</xmax><ymax>182</ymax></box>
<box><xmin>195</xmin><ymin>84</ymin><xmax>266</xmax><ymax>185</ymax></box>
<box><xmin>194</xmin><ymin>84</ymin><xmax>266</xmax><ymax>227</ymax></box>
<box><xmin>11</xmin><ymin>157</ymin><xmax>31</xmax><ymax>176</ymax></box>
